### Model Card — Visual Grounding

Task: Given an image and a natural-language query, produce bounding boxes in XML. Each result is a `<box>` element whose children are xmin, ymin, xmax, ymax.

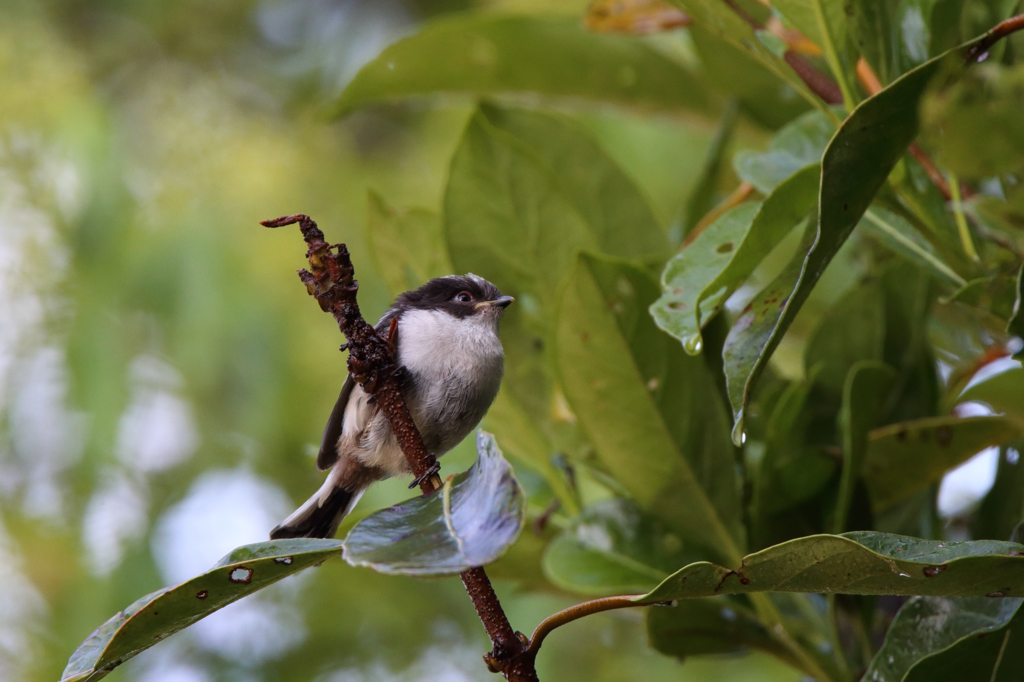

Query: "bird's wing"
<box><xmin>316</xmin><ymin>374</ymin><xmax>355</xmax><ymax>471</ymax></box>
<box><xmin>315</xmin><ymin>310</ymin><xmax>399</xmax><ymax>471</ymax></box>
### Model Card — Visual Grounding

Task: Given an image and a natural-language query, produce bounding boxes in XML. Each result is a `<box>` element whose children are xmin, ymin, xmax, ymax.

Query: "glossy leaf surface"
<box><xmin>342</xmin><ymin>431</ymin><xmax>525</xmax><ymax>575</ymax></box>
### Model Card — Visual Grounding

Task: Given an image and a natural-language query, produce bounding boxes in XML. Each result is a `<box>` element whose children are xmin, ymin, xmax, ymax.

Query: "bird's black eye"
<box><xmin>455</xmin><ymin>291</ymin><xmax>474</xmax><ymax>303</ymax></box>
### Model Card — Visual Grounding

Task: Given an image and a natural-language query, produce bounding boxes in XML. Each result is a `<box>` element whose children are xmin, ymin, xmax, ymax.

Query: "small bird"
<box><xmin>270</xmin><ymin>274</ymin><xmax>513</xmax><ymax>539</ymax></box>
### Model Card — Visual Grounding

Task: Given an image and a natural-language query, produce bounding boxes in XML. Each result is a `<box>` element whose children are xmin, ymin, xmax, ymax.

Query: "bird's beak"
<box><xmin>475</xmin><ymin>295</ymin><xmax>515</xmax><ymax>310</ymax></box>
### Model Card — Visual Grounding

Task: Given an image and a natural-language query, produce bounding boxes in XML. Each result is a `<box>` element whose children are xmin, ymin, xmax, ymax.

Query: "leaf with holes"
<box><xmin>342</xmin><ymin>431</ymin><xmax>525</xmax><ymax>575</ymax></box>
<box><xmin>652</xmin><ymin>165</ymin><xmax>819</xmax><ymax>356</ymax></box>
<box><xmin>61</xmin><ymin>539</ymin><xmax>344</xmax><ymax>682</ymax></box>
<box><xmin>651</xmin><ymin>202</ymin><xmax>760</xmax><ymax>354</ymax></box>
<box><xmin>634</xmin><ymin>532</ymin><xmax>1024</xmax><ymax>603</ymax></box>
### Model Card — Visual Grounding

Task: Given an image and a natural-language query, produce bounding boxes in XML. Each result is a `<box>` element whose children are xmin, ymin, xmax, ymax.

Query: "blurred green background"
<box><xmin>0</xmin><ymin>1</ymin><xmax>803</xmax><ymax>680</ymax></box>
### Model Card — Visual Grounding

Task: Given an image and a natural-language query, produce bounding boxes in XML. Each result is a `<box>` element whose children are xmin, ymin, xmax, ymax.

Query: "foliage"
<box><xmin>3</xmin><ymin>1</ymin><xmax>1024</xmax><ymax>681</ymax></box>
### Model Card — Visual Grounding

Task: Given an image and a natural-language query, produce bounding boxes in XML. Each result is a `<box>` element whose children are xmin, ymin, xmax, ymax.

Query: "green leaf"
<box><xmin>652</xmin><ymin>165</ymin><xmax>820</xmax><ymax>356</ymax></box>
<box><xmin>366</xmin><ymin>190</ymin><xmax>452</xmax><ymax>296</ymax></box>
<box><xmin>939</xmin><ymin>274</ymin><xmax>1020</xmax><ymax>321</ymax></box>
<box><xmin>483</xmin><ymin>388</ymin><xmax>579</xmax><ymax>515</ymax></box>
<box><xmin>867</xmin><ymin>596</ymin><xmax>1024</xmax><ymax>682</ymax></box>
<box><xmin>687</xmin><ymin>26</ymin><xmax>811</xmax><ymax>129</ymax></box>
<box><xmin>647</xmin><ymin>597</ymin><xmax>796</xmax><ymax>662</ymax></box>
<box><xmin>772</xmin><ymin>0</ymin><xmax>859</xmax><ymax>107</ymax></box>
<box><xmin>334</xmin><ymin>14</ymin><xmax>720</xmax><ymax>117</ymax></box>
<box><xmin>723</xmin><ymin>45</ymin><xmax>968</xmax><ymax>444</ymax></box>
<box><xmin>445</xmin><ymin>105</ymin><xmax>669</xmax><ymax>302</ymax></box>
<box><xmin>667</xmin><ymin>0</ymin><xmax>826</xmax><ymax>112</ymax></box>
<box><xmin>555</xmin><ymin>253</ymin><xmax>743</xmax><ymax>562</ymax></box>
<box><xmin>833</xmin><ymin>361</ymin><xmax>897</xmax><ymax>533</ymax></box>
<box><xmin>805</xmin><ymin>281</ymin><xmax>887</xmax><ymax>394</ymax></box>
<box><xmin>863</xmin><ymin>415</ymin><xmax>1024</xmax><ymax>511</ymax></box>
<box><xmin>635</xmin><ymin>532</ymin><xmax>1024</xmax><ymax>602</ymax></box>
<box><xmin>848</xmin><ymin>0</ymin><xmax>896</xmax><ymax>85</ymax></box>
<box><xmin>342</xmin><ymin>431</ymin><xmax>525</xmax><ymax>576</ymax></box>
<box><xmin>651</xmin><ymin>202</ymin><xmax>761</xmax><ymax>354</ymax></box>
<box><xmin>542</xmin><ymin>499</ymin><xmax>699</xmax><ymax>595</ymax></box>
<box><xmin>958</xmin><ymin>366</ymin><xmax>1024</xmax><ymax>429</ymax></box>
<box><xmin>61</xmin><ymin>539</ymin><xmax>344</xmax><ymax>682</ymax></box>
<box><xmin>857</xmin><ymin>206</ymin><xmax>967</xmax><ymax>287</ymax></box>
<box><xmin>753</xmin><ymin>375</ymin><xmax>835</xmax><ymax>519</ymax></box>
<box><xmin>733</xmin><ymin>109</ymin><xmax>835</xmax><ymax>194</ymax></box>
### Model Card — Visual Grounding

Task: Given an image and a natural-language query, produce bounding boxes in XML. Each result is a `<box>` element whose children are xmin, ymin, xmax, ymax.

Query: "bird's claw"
<box><xmin>409</xmin><ymin>462</ymin><xmax>441</xmax><ymax>489</ymax></box>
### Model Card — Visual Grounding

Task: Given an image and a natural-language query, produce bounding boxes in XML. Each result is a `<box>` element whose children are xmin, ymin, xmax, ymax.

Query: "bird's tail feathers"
<box><xmin>270</xmin><ymin>478</ymin><xmax>366</xmax><ymax>540</ymax></box>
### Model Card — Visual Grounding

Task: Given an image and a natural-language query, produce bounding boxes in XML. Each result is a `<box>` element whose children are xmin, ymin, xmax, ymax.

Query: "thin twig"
<box><xmin>525</xmin><ymin>596</ymin><xmax>650</xmax><ymax>657</ymax></box>
<box><xmin>965</xmin><ymin>13</ymin><xmax>1024</xmax><ymax>63</ymax></box>
<box><xmin>783</xmin><ymin>51</ymin><xmax>842</xmax><ymax>104</ymax></box>
<box><xmin>264</xmin><ymin>214</ymin><xmax>536</xmax><ymax>682</ymax></box>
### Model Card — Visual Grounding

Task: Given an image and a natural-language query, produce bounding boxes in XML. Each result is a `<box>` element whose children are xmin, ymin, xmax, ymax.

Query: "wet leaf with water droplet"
<box><xmin>652</xmin><ymin>165</ymin><xmax>819</xmax><ymax>358</ymax></box>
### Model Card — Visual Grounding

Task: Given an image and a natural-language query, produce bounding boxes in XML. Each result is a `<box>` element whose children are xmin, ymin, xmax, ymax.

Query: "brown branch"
<box><xmin>783</xmin><ymin>51</ymin><xmax>842</xmax><ymax>104</ymax></box>
<box><xmin>965</xmin><ymin>13</ymin><xmax>1024</xmax><ymax>63</ymax></box>
<box><xmin>719</xmin><ymin>0</ymin><xmax>843</xmax><ymax>105</ymax></box>
<box><xmin>263</xmin><ymin>214</ymin><xmax>536</xmax><ymax>681</ymax></box>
